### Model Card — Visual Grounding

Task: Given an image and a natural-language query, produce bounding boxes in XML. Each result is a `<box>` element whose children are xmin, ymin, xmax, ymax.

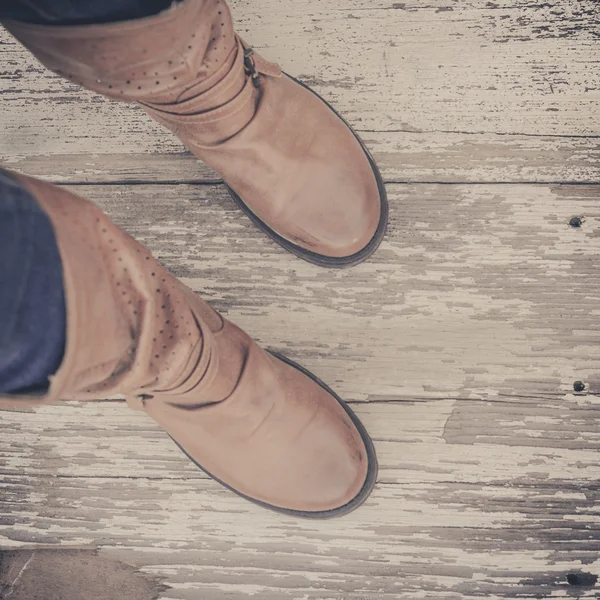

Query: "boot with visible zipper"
<box><xmin>0</xmin><ymin>172</ymin><xmax>377</xmax><ymax>517</ymax></box>
<box><xmin>2</xmin><ymin>0</ymin><xmax>387</xmax><ymax>267</ymax></box>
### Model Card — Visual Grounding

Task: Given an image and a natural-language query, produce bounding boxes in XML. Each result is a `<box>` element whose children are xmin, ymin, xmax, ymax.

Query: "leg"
<box><xmin>2</xmin><ymin>0</ymin><xmax>387</xmax><ymax>267</ymax></box>
<box><xmin>0</xmin><ymin>171</ymin><xmax>377</xmax><ymax>517</ymax></box>
<box><xmin>0</xmin><ymin>170</ymin><xmax>66</xmax><ymax>394</ymax></box>
<box><xmin>0</xmin><ymin>0</ymin><xmax>174</xmax><ymax>25</ymax></box>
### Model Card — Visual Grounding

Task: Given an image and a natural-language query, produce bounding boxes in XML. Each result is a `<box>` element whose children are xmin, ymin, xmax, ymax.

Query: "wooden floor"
<box><xmin>1</xmin><ymin>1</ymin><xmax>600</xmax><ymax>598</ymax></box>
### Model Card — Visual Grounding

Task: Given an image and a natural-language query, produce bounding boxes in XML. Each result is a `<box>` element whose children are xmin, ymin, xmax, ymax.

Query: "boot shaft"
<box><xmin>3</xmin><ymin>0</ymin><xmax>237</xmax><ymax>105</ymax></box>
<box><xmin>0</xmin><ymin>172</ymin><xmax>236</xmax><ymax>408</ymax></box>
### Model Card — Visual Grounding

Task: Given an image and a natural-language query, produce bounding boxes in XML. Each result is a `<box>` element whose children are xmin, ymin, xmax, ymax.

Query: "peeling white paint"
<box><xmin>1</xmin><ymin>0</ymin><xmax>600</xmax><ymax>598</ymax></box>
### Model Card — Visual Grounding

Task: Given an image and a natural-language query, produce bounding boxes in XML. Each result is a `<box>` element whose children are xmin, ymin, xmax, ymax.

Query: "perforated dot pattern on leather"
<box><xmin>49</xmin><ymin>193</ymin><xmax>211</xmax><ymax>401</ymax></box>
<box><xmin>13</xmin><ymin>0</ymin><xmax>238</xmax><ymax>105</ymax></box>
<box><xmin>107</xmin><ymin>226</ymin><xmax>201</xmax><ymax>384</ymax></box>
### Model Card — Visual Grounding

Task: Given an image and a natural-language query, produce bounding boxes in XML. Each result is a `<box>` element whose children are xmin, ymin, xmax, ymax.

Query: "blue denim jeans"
<box><xmin>0</xmin><ymin>0</ymin><xmax>183</xmax><ymax>394</ymax></box>
<box><xmin>0</xmin><ymin>172</ymin><xmax>66</xmax><ymax>393</ymax></box>
<box><xmin>0</xmin><ymin>1</ymin><xmax>180</xmax><ymax>392</ymax></box>
<box><xmin>0</xmin><ymin>0</ymin><xmax>174</xmax><ymax>25</ymax></box>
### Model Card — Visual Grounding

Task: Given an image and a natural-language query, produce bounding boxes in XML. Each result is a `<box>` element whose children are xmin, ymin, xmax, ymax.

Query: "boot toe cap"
<box><xmin>279</xmin><ymin>163</ymin><xmax>384</xmax><ymax>262</ymax></box>
<box><xmin>278</xmin><ymin>422</ymin><xmax>372</xmax><ymax>515</ymax></box>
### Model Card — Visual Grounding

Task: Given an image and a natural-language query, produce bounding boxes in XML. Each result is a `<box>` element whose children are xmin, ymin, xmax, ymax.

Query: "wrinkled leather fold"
<box><xmin>0</xmin><ymin>171</ymin><xmax>229</xmax><ymax>409</ymax></box>
<box><xmin>142</xmin><ymin>39</ymin><xmax>261</xmax><ymax>144</ymax></box>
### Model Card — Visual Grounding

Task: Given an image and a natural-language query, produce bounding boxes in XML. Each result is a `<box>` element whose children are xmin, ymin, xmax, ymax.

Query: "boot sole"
<box><xmin>225</xmin><ymin>73</ymin><xmax>388</xmax><ymax>268</ymax></box>
<box><xmin>170</xmin><ymin>350</ymin><xmax>378</xmax><ymax>519</ymax></box>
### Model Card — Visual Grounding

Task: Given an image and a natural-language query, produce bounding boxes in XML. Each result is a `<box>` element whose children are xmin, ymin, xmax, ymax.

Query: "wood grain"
<box><xmin>2</xmin><ymin>400</ymin><xmax>600</xmax><ymax>599</ymax></box>
<box><xmin>3</xmin><ymin>130</ymin><xmax>600</xmax><ymax>184</ymax></box>
<box><xmin>57</xmin><ymin>182</ymin><xmax>599</xmax><ymax>402</ymax></box>
<box><xmin>1</xmin><ymin>181</ymin><xmax>599</xmax><ymax>598</ymax></box>
<box><xmin>1</xmin><ymin>0</ymin><xmax>599</xmax><ymax>178</ymax></box>
<box><xmin>1</xmin><ymin>0</ymin><xmax>599</xmax><ymax>597</ymax></box>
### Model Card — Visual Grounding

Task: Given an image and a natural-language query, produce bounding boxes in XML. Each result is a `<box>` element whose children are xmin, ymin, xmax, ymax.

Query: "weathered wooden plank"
<box><xmin>3</xmin><ymin>129</ymin><xmax>600</xmax><ymax>184</ymax></box>
<box><xmin>1</xmin><ymin>0</ymin><xmax>598</xmax><ymax>168</ymax></box>
<box><xmin>1</xmin><ymin>469</ymin><xmax>600</xmax><ymax>598</ymax></box>
<box><xmin>242</xmin><ymin>0</ymin><xmax>599</xmax><ymax>136</ymax></box>
<box><xmin>1</xmin><ymin>1</ymin><xmax>599</xmax><ymax>597</ymax></box>
<box><xmin>30</xmin><ymin>181</ymin><xmax>596</xmax><ymax>402</ymax></box>
<box><xmin>0</xmin><ymin>549</ymin><xmax>168</xmax><ymax>600</ymax></box>
<box><xmin>2</xmin><ymin>399</ymin><xmax>600</xmax><ymax>480</ymax></box>
<box><xmin>1</xmin><ymin>179</ymin><xmax>599</xmax><ymax>597</ymax></box>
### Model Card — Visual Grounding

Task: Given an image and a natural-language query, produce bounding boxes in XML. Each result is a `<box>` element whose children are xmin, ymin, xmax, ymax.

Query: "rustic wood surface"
<box><xmin>1</xmin><ymin>0</ymin><xmax>599</xmax><ymax>598</ymax></box>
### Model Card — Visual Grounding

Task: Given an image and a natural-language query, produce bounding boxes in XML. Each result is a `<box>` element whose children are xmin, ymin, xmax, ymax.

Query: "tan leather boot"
<box><xmin>2</xmin><ymin>0</ymin><xmax>387</xmax><ymax>267</ymax></box>
<box><xmin>0</xmin><ymin>172</ymin><xmax>377</xmax><ymax>517</ymax></box>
